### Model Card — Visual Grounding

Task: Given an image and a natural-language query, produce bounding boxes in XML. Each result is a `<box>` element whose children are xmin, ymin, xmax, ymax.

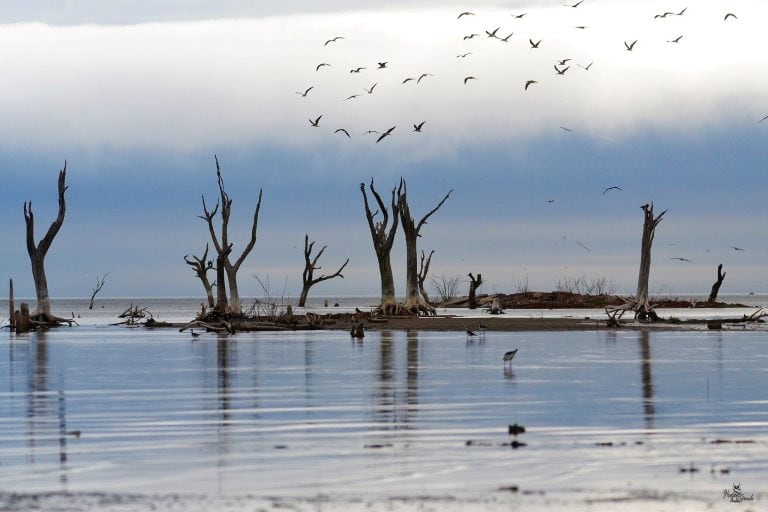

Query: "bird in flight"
<box><xmin>456</xmin><ymin>52</ymin><xmax>472</xmax><ymax>58</ymax></box>
<box><xmin>624</xmin><ymin>40</ymin><xmax>638</xmax><ymax>51</ymax></box>
<box><xmin>362</xmin><ymin>130</ymin><xmax>379</xmax><ymax>135</ymax></box>
<box><xmin>377</xmin><ymin>62</ymin><xmax>388</xmax><ymax>69</ymax></box>
<box><xmin>402</xmin><ymin>77</ymin><xmax>415</xmax><ymax>84</ymax></box>
<box><xmin>529</xmin><ymin>38</ymin><xmax>542</xmax><ymax>48</ymax></box>
<box><xmin>730</xmin><ymin>246</ymin><xmax>746</xmax><ymax>251</ymax></box>
<box><xmin>554</xmin><ymin>65</ymin><xmax>570</xmax><ymax>75</ymax></box>
<box><xmin>295</xmin><ymin>86</ymin><xmax>313</xmax><ymax>97</ymax></box>
<box><xmin>578</xmin><ymin>61</ymin><xmax>594</xmax><ymax>70</ymax></box>
<box><xmin>758</xmin><ymin>115</ymin><xmax>768</xmax><ymax>123</ymax></box>
<box><xmin>676</xmin><ymin>7</ymin><xmax>687</xmax><ymax>15</ymax></box>
<box><xmin>309</xmin><ymin>115</ymin><xmax>322</xmax><ymax>127</ymax></box>
<box><xmin>315</xmin><ymin>63</ymin><xmax>330</xmax><ymax>71</ymax></box>
<box><xmin>602</xmin><ymin>186</ymin><xmax>622</xmax><ymax>195</ymax></box>
<box><xmin>334</xmin><ymin>128</ymin><xmax>351</xmax><ymax>138</ymax></box>
<box><xmin>724</xmin><ymin>12</ymin><xmax>737</xmax><ymax>20</ymax></box>
<box><xmin>486</xmin><ymin>27</ymin><xmax>501</xmax><ymax>38</ymax></box>
<box><xmin>417</xmin><ymin>73</ymin><xmax>434</xmax><ymax>83</ymax></box>
<box><xmin>575</xmin><ymin>241</ymin><xmax>591</xmax><ymax>252</ymax></box>
<box><xmin>413</xmin><ymin>121</ymin><xmax>426</xmax><ymax>132</ymax></box>
<box><xmin>458</xmin><ymin>11</ymin><xmax>475</xmax><ymax>19</ymax></box>
<box><xmin>464</xmin><ymin>76</ymin><xmax>477</xmax><ymax>84</ymax></box>
<box><xmin>364</xmin><ymin>83</ymin><xmax>377</xmax><ymax>94</ymax></box>
<box><xmin>344</xmin><ymin>94</ymin><xmax>361</xmax><ymax>101</ymax></box>
<box><xmin>524</xmin><ymin>80</ymin><xmax>537</xmax><ymax>90</ymax></box>
<box><xmin>500</xmin><ymin>32</ymin><xmax>514</xmax><ymax>42</ymax></box>
<box><xmin>512</xmin><ymin>13</ymin><xmax>527</xmax><ymax>19</ymax></box>
<box><xmin>324</xmin><ymin>36</ymin><xmax>344</xmax><ymax>46</ymax></box>
<box><xmin>464</xmin><ymin>33</ymin><xmax>480</xmax><ymax>40</ymax></box>
<box><xmin>667</xmin><ymin>35</ymin><xmax>683</xmax><ymax>43</ymax></box>
<box><xmin>546</xmin><ymin>199</ymin><xmax>556</xmax><ymax>203</ymax></box>
<box><xmin>654</xmin><ymin>12</ymin><xmax>673</xmax><ymax>19</ymax></box>
<box><xmin>575</xmin><ymin>25</ymin><xmax>588</xmax><ymax>29</ymax></box>
<box><xmin>350</xmin><ymin>67</ymin><xmax>365</xmax><ymax>73</ymax></box>
<box><xmin>560</xmin><ymin>126</ymin><xmax>573</xmax><ymax>133</ymax></box>
<box><xmin>669</xmin><ymin>257</ymin><xmax>693</xmax><ymax>263</ymax></box>
<box><xmin>376</xmin><ymin>126</ymin><xmax>396</xmax><ymax>143</ymax></box>
<box><xmin>557</xmin><ymin>58</ymin><xmax>571</xmax><ymax>66</ymax></box>
<box><xmin>565</xmin><ymin>0</ymin><xmax>584</xmax><ymax>7</ymax></box>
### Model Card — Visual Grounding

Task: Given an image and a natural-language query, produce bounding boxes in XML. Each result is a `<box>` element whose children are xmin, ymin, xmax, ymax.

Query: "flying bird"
<box><xmin>402</xmin><ymin>77</ymin><xmax>415</xmax><ymax>84</ymax></box>
<box><xmin>554</xmin><ymin>65</ymin><xmax>570</xmax><ymax>75</ymax></box>
<box><xmin>556</xmin><ymin>58</ymin><xmax>571</xmax><ymax>66</ymax></box>
<box><xmin>529</xmin><ymin>38</ymin><xmax>541</xmax><ymax>48</ymax></box>
<box><xmin>669</xmin><ymin>257</ymin><xmax>694</xmax><ymax>263</ymax></box>
<box><xmin>413</xmin><ymin>121</ymin><xmax>426</xmax><ymax>132</ymax></box>
<box><xmin>758</xmin><ymin>115</ymin><xmax>768</xmax><ymax>123</ymax></box>
<box><xmin>565</xmin><ymin>0</ymin><xmax>584</xmax><ymax>7</ymax></box>
<box><xmin>457</xmin><ymin>52</ymin><xmax>472</xmax><ymax>58</ymax></box>
<box><xmin>344</xmin><ymin>94</ymin><xmax>361</xmax><ymax>101</ymax></box>
<box><xmin>458</xmin><ymin>11</ymin><xmax>475</xmax><ymax>19</ymax></box>
<box><xmin>730</xmin><ymin>246</ymin><xmax>745</xmax><ymax>251</ymax></box>
<box><xmin>464</xmin><ymin>76</ymin><xmax>477</xmax><ymax>84</ymax></box>
<box><xmin>676</xmin><ymin>7</ymin><xmax>687</xmax><ymax>15</ymax></box>
<box><xmin>486</xmin><ymin>27</ymin><xmax>501</xmax><ymax>38</ymax></box>
<box><xmin>578</xmin><ymin>61</ymin><xmax>594</xmax><ymax>70</ymax></box>
<box><xmin>364</xmin><ymin>82</ymin><xmax>378</xmax><ymax>94</ymax></box>
<box><xmin>576</xmin><ymin>241</ymin><xmax>591</xmax><ymax>252</ymax></box>
<box><xmin>546</xmin><ymin>199</ymin><xmax>556</xmax><ymax>203</ymax></box>
<box><xmin>377</xmin><ymin>62</ymin><xmax>388</xmax><ymax>69</ymax></box>
<box><xmin>309</xmin><ymin>115</ymin><xmax>322</xmax><ymax>127</ymax></box>
<box><xmin>667</xmin><ymin>35</ymin><xmax>683</xmax><ymax>43</ymax></box>
<box><xmin>602</xmin><ymin>186</ymin><xmax>622</xmax><ymax>195</ymax></box>
<box><xmin>724</xmin><ymin>12</ymin><xmax>737</xmax><ymax>20</ymax></box>
<box><xmin>575</xmin><ymin>25</ymin><xmax>588</xmax><ymax>29</ymax></box>
<box><xmin>512</xmin><ymin>13</ymin><xmax>527</xmax><ymax>19</ymax></box>
<box><xmin>350</xmin><ymin>67</ymin><xmax>366</xmax><ymax>73</ymax></box>
<box><xmin>624</xmin><ymin>40</ymin><xmax>638</xmax><ymax>51</ymax></box>
<box><xmin>560</xmin><ymin>126</ymin><xmax>573</xmax><ymax>133</ymax></box>
<box><xmin>524</xmin><ymin>80</ymin><xmax>537</xmax><ymax>90</ymax></box>
<box><xmin>376</xmin><ymin>126</ymin><xmax>396</xmax><ymax>143</ymax></box>
<box><xmin>464</xmin><ymin>33</ymin><xmax>480</xmax><ymax>40</ymax></box>
<box><xmin>654</xmin><ymin>12</ymin><xmax>673</xmax><ymax>19</ymax></box>
<box><xmin>500</xmin><ymin>33</ymin><xmax>514</xmax><ymax>42</ymax></box>
<box><xmin>334</xmin><ymin>128</ymin><xmax>351</xmax><ymax>138</ymax></box>
<box><xmin>295</xmin><ymin>86</ymin><xmax>314</xmax><ymax>97</ymax></box>
<box><xmin>417</xmin><ymin>73</ymin><xmax>434</xmax><ymax>83</ymax></box>
<box><xmin>315</xmin><ymin>63</ymin><xmax>330</xmax><ymax>71</ymax></box>
<box><xmin>503</xmin><ymin>349</ymin><xmax>518</xmax><ymax>363</ymax></box>
<box><xmin>362</xmin><ymin>130</ymin><xmax>380</xmax><ymax>135</ymax></box>
<box><xmin>324</xmin><ymin>36</ymin><xmax>344</xmax><ymax>45</ymax></box>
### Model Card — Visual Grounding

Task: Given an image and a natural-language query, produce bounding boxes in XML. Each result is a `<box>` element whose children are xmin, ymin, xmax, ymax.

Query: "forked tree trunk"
<box><xmin>361</xmin><ymin>179</ymin><xmax>401</xmax><ymax>312</ymax></box>
<box><xmin>468</xmin><ymin>272</ymin><xmax>483</xmax><ymax>309</ymax></box>
<box><xmin>184</xmin><ymin>244</ymin><xmax>215</xmax><ymax>308</ymax></box>
<box><xmin>398</xmin><ymin>179</ymin><xmax>452</xmax><ymax>316</ymax></box>
<box><xmin>298</xmin><ymin>234</ymin><xmax>349</xmax><ymax>307</ymax></box>
<box><xmin>200</xmin><ymin>156</ymin><xmax>262</xmax><ymax>316</ymax></box>
<box><xmin>707</xmin><ymin>264</ymin><xmax>726</xmax><ymax>304</ymax></box>
<box><xmin>214</xmin><ymin>248</ymin><xmax>230</xmax><ymax>313</ymax></box>
<box><xmin>23</xmin><ymin>163</ymin><xmax>68</xmax><ymax>322</ymax></box>
<box><xmin>417</xmin><ymin>250</ymin><xmax>434</xmax><ymax>304</ymax></box>
<box><xmin>88</xmin><ymin>273</ymin><xmax>109</xmax><ymax>310</ymax></box>
<box><xmin>635</xmin><ymin>203</ymin><xmax>667</xmax><ymax>320</ymax></box>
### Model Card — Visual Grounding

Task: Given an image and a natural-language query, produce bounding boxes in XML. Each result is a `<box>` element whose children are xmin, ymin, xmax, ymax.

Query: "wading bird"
<box><xmin>466</xmin><ymin>326</ymin><xmax>478</xmax><ymax>337</ymax></box>
<box><xmin>295</xmin><ymin>86</ymin><xmax>313</xmax><ymax>97</ymax></box>
<box><xmin>625</xmin><ymin>40</ymin><xmax>638</xmax><ymax>51</ymax></box>
<box><xmin>309</xmin><ymin>115</ymin><xmax>322</xmax><ymax>127</ymax></box>
<box><xmin>524</xmin><ymin>80</ymin><xmax>537</xmax><ymax>90</ymax></box>
<box><xmin>324</xmin><ymin>36</ymin><xmax>344</xmax><ymax>45</ymax></box>
<box><xmin>335</xmin><ymin>128</ymin><xmax>351</xmax><ymax>138</ymax></box>
<box><xmin>504</xmin><ymin>349</ymin><xmax>519</xmax><ymax>363</ymax></box>
<box><xmin>376</xmin><ymin>126</ymin><xmax>396</xmax><ymax>143</ymax></box>
<box><xmin>602</xmin><ymin>185</ymin><xmax>622</xmax><ymax>195</ymax></box>
<box><xmin>413</xmin><ymin>121</ymin><xmax>426</xmax><ymax>132</ymax></box>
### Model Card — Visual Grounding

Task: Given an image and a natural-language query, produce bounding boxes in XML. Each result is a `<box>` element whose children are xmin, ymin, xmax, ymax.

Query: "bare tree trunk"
<box><xmin>398</xmin><ymin>179</ymin><xmax>452</xmax><ymax>315</ymax></box>
<box><xmin>361</xmin><ymin>179</ymin><xmax>401</xmax><ymax>312</ymax></box>
<box><xmin>214</xmin><ymin>249</ymin><xmax>230</xmax><ymax>313</ymax></box>
<box><xmin>468</xmin><ymin>272</ymin><xmax>483</xmax><ymax>309</ymax></box>
<box><xmin>635</xmin><ymin>203</ymin><xmax>667</xmax><ymax>320</ymax></box>
<box><xmin>88</xmin><ymin>273</ymin><xmax>109</xmax><ymax>310</ymax></box>
<box><xmin>417</xmin><ymin>250</ymin><xmax>434</xmax><ymax>304</ymax></box>
<box><xmin>23</xmin><ymin>163</ymin><xmax>68</xmax><ymax>322</ymax></box>
<box><xmin>9</xmin><ymin>278</ymin><xmax>15</xmax><ymax>328</ymax></box>
<box><xmin>16</xmin><ymin>303</ymin><xmax>31</xmax><ymax>333</ymax></box>
<box><xmin>298</xmin><ymin>234</ymin><xmax>349</xmax><ymax>307</ymax></box>
<box><xmin>184</xmin><ymin>244</ymin><xmax>215</xmax><ymax>308</ymax></box>
<box><xmin>200</xmin><ymin>156</ymin><xmax>263</xmax><ymax>316</ymax></box>
<box><xmin>707</xmin><ymin>264</ymin><xmax>726</xmax><ymax>304</ymax></box>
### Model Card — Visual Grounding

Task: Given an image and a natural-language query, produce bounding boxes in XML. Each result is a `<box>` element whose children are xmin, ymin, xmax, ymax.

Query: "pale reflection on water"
<box><xmin>1</xmin><ymin>328</ymin><xmax>766</xmax><ymax>508</ymax></box>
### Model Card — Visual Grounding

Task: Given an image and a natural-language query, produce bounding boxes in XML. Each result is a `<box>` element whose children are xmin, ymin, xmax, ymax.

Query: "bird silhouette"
<box><xmin>724</xmin><ymin>13</ymin><xmax>737</xmax><ymax>20</ymax></box>
<box><xmin>335</xmin><ymin>128</ymin><xmax>351</xmax><ymax>138</ymax></box>
<box><xmin>669</xmin><ymin>257</ymin><xmax>693</xmax><ymax>263</ymax></box>
<box><xmin>554</xmin><ymin>65</ymin><xmax>570</xmax><ymax>75</ymax></box>
<box><xmin>464</xmin><ymin>76</ymin><xmax>477</xmax><ymax>84</ymax></box>
<box><xmin>324</xmin><ymin>36</ymin><xmax>344</xmax><ymax>46</ymax></box>
<box><xmin>565</xmin><ymin>0</ymin><xmax>584</xmax><ymax>7</ymax></box>
<box><xmin>575</xmin><ymin>25</ymin><xmax>588</xmax><ymax>29</ymax></box>
<box><xmin>190</xmin><ymin>329</ymin><xmax>200</xmax><ymax>338</ymax></box>
<box><xmin>362</xmin><ymin>130</ymin><xmax>380</xmax><ymax>135</ymax></box>
<box><xmin>503</xmin><ymin>349</ymin><xmax>518</xmax><ymax>363</ymax></box>
<box><xmin>529</xmin><ymin>38</ymin><xmax>541</xmax><ymax>48</ymax></box>
<box><xmin>466</xmin><ymin>326</ymin><xmax>477</xmax><ymax>337</ymax></box>
<box><xmin>344</xmin><ymin>94</ymin><xmax>361</xmax><ymax>101</ymax></box>
<box><xmin>759</xmin><ymin>115</ymin><xmax>768</xmax><ymax>123</ymax></box>
<box><xmin>413</xmin><ymin>121</ymin><xmax>426</xmax><ymax>132</ymax></box>
<box><xmin>402</xmin><ymin>77</ymin><xmax>415</xmax><ymax>84</ymax></box>
<box><xmin>464</xmin><ymin>33</ymin><xmax>480</xmax><ymax>40</ymax></box>
<box><xmin>500</xmin><ymin>32</ymin><xmax>514</xmax><ymax>42</ymax></box>
<box><xmin>376</xmin><ymin>126</ymin><xmax>396</xmax><ymax>143</ymax></box>
<box><xmin>546</xmin><ymin>199</ymin><xmax>556</xmax><ymax>203</ymax></box>
<box><xmin>575</xmin><ymin>241</ymin><xmax>591</xmax><ymax>252</ymax></box>
<box><xmin>625</xmin><ymin>40</ymin><xmax>638</xmax><ymax>51</ymax></box>
<box><xmin>557</xmin><ymin>58</ymin><xmax>571</xmax><ymax>66</ymax></box>
<box><xmin>654</xmin><ymin>12</ymin><xmax>673</xmax><ymax>19</ymax></box>
<box><xmin>456</xmin><ymin>52</ymin><xmax>472</xmax><ymax>58</ymax></box>
<box><xmin>602</xmin><ymin>186</ymin><xmax>622</xmax><ymax>195</ymax></box>
<box><xmin>512</xmin><ymin>13</ymin><xmax>527</xmax><ymax>19</ymax></box>
<box><xmin>560</xmin><ymin>126</ymin><xmax>573</xmax><ymax>133</ymax></box>
<box><xmin>458</xmin><ymin>11</ymin><xmax>475</xmax><ymax>19</ymax></box>
<box><xmin>578</xmin><ymin>61</ymin><xmax>594</xmax><ymax>70</ymax></box>
<box><xmin>730</xmin><ymin>246</ymin><xmax>745</xmax><ymax>251</ymax></box>
<box><xmin>676</xmin><ymin>7</ymin><xmax>687</xmax><ymax>15</ymax></box>
<box><xmin>667</xmin><ymin>35</ymin><xmax>683</xmax><ymax>43</ymax></box>
<box><xmin>309</xmin><ymin>115</ymin><xmax>322</xmax><ymax>127</ymax></box>
<box><xmin>524</xmin><ymin>80</ymin><xmax>537</xmax><ymax>90</ymax></box>
<box><xmin>350</xmin><ymin>67</ymin><xmax>366</xmax><ymax>73</ymax></box>
<box><xmin>417</xmin><ymin>73</ymin><xmax>434</xmax><ymax>83</ymax></box>
<box><xmin>377</xmin><ymin>62</ymin><xmax>388</xmax><ymax>69</ymax></box>
<box><xmin>295</xmin><ymin>86</ymin><xmax>313</xmax><ymax>97</ymax></box>
<box><xmin>315</xmin><ymin>63</ymin><xmax>330</xmax><ymax>71</ymax></box>
<box><xmin>364</xmin><ymin>83</ymin><xmax>377</xmax><ymax>94</ymax></box>
<box><xmin>486</xmin><ymin>27</ymin><xmax>501</xmax><ymax>38</ymax></box>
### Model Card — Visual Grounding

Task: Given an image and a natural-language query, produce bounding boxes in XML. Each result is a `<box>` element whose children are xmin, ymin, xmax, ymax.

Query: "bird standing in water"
<box><xmin>503</xmin><ymin>349</ymin><xmax>518</xmax><ymax>364</ymax></box>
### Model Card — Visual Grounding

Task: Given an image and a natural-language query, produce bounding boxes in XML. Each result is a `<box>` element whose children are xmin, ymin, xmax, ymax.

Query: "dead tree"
<box><xmin>200</xmin><ymin>156</ymin><xmax>263</xmax><ymax>316</ymax></box>
<box><xmin>417</xmin><ymin>250</ymin><xmax>434</xmax><ymax>304</ymax></box>
<box><xmin>707</xmin><ymin>264</ymin><xmax>726</xmax><ymax>304</ymax></box>
<box><xmin>468</xmin><ymin>272</ymin><xmax>483</xmax><ymax>309</ymax></box>
<box><xmin>398</xmin><ymin>179</ymin><xmax>452</xmax><ymax>315</ymax></box>
<box><xmin>360</xmin><ymin>179</ymin><xmax>401</xmax><ymax>314</ymax></box>
<box><xmin>184</xmin><ymin>244</ymin><xmax>215</xmax><ymax>308</ymax></box>
<box><xmin>9</xmin><ymin>279</ymin><xmax>15</xmax><ymax>328</ymax></box>
<box><xmin>634</xmin><ymin>203</ymin><xmax>667</xmax><ymax>320</ymax></box>
<box><xmin>23</xmin><ymin>163</ymin><xmax>73</xmax><ymax>325</ymax></box>
<box><xmin>298</xmin><ymin>234</ymin><xmax>349</xmax><ymax>307</ymax></box>
<box><xmin>88</xmin><ymin>273</ymin><xmax>109</xmax><ymax>310</ymax></box>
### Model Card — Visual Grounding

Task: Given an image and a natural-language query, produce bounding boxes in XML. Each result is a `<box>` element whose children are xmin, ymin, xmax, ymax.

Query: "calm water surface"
<box><xmin>0</xmin><ymin>327</ymin><xmax>766</xmax><ymax>510</ymax></box>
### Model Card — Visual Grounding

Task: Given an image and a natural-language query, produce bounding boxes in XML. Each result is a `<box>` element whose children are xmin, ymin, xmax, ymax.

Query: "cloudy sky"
<box><xmin>1</xmin><ymin>0</ymin><xmax>766</xmax><ymax>301</ymax></box>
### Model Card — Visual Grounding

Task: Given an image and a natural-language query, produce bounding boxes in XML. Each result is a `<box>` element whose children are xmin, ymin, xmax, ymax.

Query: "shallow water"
<box><xmin>0</xmin><ymin>327</ymin><xmax>766</xmax><ymax>510</ymax></box>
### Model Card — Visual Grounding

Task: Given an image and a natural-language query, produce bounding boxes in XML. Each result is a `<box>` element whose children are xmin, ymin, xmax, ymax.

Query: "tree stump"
<box><xmin>15</xmin><ymin>303</ymin><xmax>31</xmax><ymax>333</ymax></box>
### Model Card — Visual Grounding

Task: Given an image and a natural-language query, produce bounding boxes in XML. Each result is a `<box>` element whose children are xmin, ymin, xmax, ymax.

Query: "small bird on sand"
<box><xmin>503</xmin><ymin>349</ymin><xmax>519</xmax><ymax>363</ymax></box>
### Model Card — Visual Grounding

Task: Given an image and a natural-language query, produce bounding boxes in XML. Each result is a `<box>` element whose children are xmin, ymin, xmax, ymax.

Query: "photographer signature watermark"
<box><xmin>723</xmin><ymin>483</ymin><xmax>754</xmax><ymax>503</ymax></box>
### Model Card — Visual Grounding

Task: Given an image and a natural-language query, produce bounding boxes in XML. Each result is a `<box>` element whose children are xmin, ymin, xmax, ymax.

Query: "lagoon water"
<box><xmin>0</xmin><ymin>299</ymin><xmax>766</xmax><ymax>511</ymax></box>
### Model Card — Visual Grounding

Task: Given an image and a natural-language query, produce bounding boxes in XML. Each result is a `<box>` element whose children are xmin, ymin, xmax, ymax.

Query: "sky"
<box><xmin>0</xmin><ymin>0</ymin><xmax>766</xmax><ymax>302</ymax></box>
